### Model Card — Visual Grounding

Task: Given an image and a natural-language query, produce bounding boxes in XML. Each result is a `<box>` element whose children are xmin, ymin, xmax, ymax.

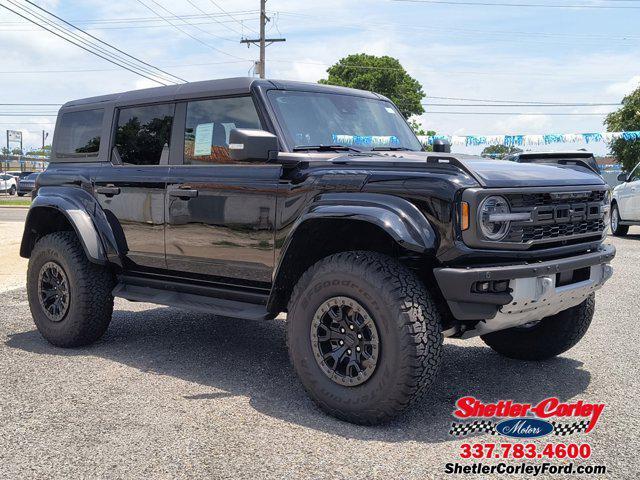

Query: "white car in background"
<box><xmin>0</xmin><ymin>173</ymin><xmax>17</xmax><ymax>195</ymax></box>
<box><xmin>611</xmin><ymin>162</ymin><xmax>640</xmax><ymax>236</ymax></box>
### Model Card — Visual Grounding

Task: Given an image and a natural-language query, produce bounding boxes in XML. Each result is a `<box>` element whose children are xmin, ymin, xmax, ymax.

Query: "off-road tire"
<box><xmin>481</xmin><ymin>294</ymin><xmax>595</xmax><ymax>361</ymax></box>
<box><xmin>286</xmin><ymin>251</ymin><xmax>443</xmax><ymax>424</ymax></box>
<box><xmin>610</xmin><ymin>203</ymin><xmax>628</xmax><ymax>236</ymax></box>
<box><xmin>27</xmin><ymin>231</ymin><xmax>115</xmax><ymax>347</ymax></box>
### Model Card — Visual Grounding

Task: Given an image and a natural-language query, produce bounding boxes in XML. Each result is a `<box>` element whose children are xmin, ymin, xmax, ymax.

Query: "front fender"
<box><xmin>21</xmin><ymin>186</ymin><xmax>122</xmax><ymax>266</ymax></box>
<box><xmin>290</xmin><ymin>192</ymin><xmax>437</xmax><ymax>253</ymax></box>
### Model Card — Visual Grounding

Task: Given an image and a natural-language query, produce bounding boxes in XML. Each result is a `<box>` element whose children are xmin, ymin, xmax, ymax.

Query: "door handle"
<box><xmin>169</xmin><ymin>189</ymin><xmax>198</xmax><ymax>200</ymax></box>
<box><xmin>96</xmin><ymin>186</ymin><xmax>121</xmax><ymax>197</ymax></box>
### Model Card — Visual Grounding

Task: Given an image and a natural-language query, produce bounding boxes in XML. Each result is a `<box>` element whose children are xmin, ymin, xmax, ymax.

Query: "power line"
<box><xmin>393</xmin><ymin>0</ymin><xmax>640</xmax><ymax>8</ymax></box>
<box><xmin>206</xmin><ymin>0</ymin><xmax>259</xmax><ymax>33</ymax></box>
<box><xmin>133</xmin><ymin>0</ymin><xmax>250</xmax><ymax>60</ymax></box>
<box><xmin>422</xmin><ymin>111</ymin><xmax>610</xmax><ymax>115</ymax></box>
<box><xmin>22</xmin><ymin>0</ymin><xmax>187</xmax><ymax>84</ymax></box>
<box><xmin>425</xmin><ymin>103</ymin><xmax>620</xmax><ymax>107</ymax></box>
<box><xmin>0</xmin><ymin>11</ymin><xmax>258</xmax><ymax>25</ymax></box>
<box><xmin>0</xmin><ymin>1</ymin><xmax>177</xmax><ymax>86</ymax></box>
<box><xmin>425</xmin><ymin>95</ymin><xmax>621</xmax><ymax>104</ymax></box>
<box><xmin>183</xmin><ymin>0</ymin><xmax>246</xmax><ymax>36</ymax></box>
<box><xmin>0</xmin><ymin>59</ymin><xmax>250</xmax><ymax>74</ymax></box>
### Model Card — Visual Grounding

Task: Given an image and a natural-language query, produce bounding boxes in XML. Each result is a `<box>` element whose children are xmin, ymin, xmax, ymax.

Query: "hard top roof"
<box><xmin>61</xmin><ymin>77</ymin><xmax>384</xmax><ymax>109</ymax></box>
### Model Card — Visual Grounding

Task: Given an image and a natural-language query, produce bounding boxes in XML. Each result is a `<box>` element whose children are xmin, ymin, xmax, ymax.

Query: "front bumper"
<box><xmin>434</xmin><ymin>244</ymin><xmax>615</xmax><ymax>336</ymax></box>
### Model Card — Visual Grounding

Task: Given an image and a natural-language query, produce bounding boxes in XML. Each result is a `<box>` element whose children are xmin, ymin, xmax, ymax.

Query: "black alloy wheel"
<box><xmin>310</xmin><ymin>296</ymin><xmax>379</xmax><ymax>386</ymax></box>
<box><xmin>37</xmin><ymin>261</ymin><xmax>70</xmax><ymax>322</ymax></box>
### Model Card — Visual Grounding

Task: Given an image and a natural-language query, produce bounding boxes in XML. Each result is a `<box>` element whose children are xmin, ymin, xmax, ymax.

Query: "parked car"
<box><xmin>0</xmin><ymin>173</ymin><xmax>17</xmax><ymax>195</ymax></box>
<box><xmin>7</xmin><ymin>170</ymin><xmax>34</xmax><ymax>183</ymax></box>
<box><xmin>20</xmin><ymin>78</ymin><xmax>615</xmax><ymax>424</ymax></box>
<box><xmin>610</xmin><ymin>162</ymin><xmax>640</xmax><ymax>236</ymax></box>
<box><xmin>17</xmin><ymin>172</ymin><xmax>39</xmax><ymax>196</ymax></box>
<box><xmin>506</xmin><ymin>151</ymin><xmax>601</xmax><ymax>175</ymax></box>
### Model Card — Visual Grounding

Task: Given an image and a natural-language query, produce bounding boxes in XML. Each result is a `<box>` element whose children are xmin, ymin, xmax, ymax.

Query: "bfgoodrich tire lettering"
<box><xmin>481</xmin><ymin>294</ymin><xmax>595</xmax><ymax>361</ymax></box>
<box><xmin>287</xmin><ymin>251</ymin><xmax>443</xmax><ymax>425</ymax></box>
<box><xmin>27</xmin><ymin>231</ymin><xmax>115</xmax><ymax>347</ymax></box>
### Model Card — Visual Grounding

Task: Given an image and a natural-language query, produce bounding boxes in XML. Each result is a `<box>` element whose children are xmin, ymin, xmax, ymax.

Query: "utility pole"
<box><xmin>240</xmin><ymin>0</ymin><xmax>285</xmax><ymax>78</ymax></box>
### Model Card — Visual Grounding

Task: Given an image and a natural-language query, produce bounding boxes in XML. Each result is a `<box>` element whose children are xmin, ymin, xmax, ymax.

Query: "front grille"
<box><xmin>502</xmin><ymin>189</ymin><xmax>607</xmax><ymax>245</ymax></box>
<box><xmin>506</xmin><ymin>190</ymin><xmax>606</xmax><ymax>208</ymax></box>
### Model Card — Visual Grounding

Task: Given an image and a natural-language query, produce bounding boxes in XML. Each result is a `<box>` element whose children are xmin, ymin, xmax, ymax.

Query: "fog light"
<box><xmin>473</xmin><ymin>280</ymin><xmax>510</xmax><ymax>293</ymax></box>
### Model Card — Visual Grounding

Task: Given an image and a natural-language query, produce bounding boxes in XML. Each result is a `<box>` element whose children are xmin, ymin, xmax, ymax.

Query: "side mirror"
<box><xmin>617</xmin><ymin>172</ymin><xmax>628</xmax><ymax>182</ymax></box>
<box><xmin>432</xmin><ymin>139</ymin><xmax>451</xmax><ymax>153</ymax></box>
<box><xmin>228</xmin><ymin>129</ymin><xmax>278</xmax><ymax>163</ymax></box>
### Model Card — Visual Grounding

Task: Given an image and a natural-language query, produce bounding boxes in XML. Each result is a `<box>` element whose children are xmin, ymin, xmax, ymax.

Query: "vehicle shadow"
<box><xmin>6</xmin><ymin>305</ymin><xmax>592</xmax><ymax>444</ymax></box>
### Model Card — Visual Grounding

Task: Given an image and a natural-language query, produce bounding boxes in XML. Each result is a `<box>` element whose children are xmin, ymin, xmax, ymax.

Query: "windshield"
<box><xmin>267</xmin><ymin>90</ymin><xmax>423</xmax><ymax>152</ymax></box>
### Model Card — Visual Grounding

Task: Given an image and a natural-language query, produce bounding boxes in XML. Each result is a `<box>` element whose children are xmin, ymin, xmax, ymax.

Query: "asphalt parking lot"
<box><xmin>0</xmin><ymin>207</ymin><xmax>639</xmax><ymax>479</ymax></box>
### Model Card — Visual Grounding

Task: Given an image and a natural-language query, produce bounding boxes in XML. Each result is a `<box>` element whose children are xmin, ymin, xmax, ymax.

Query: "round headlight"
<box><xmin>478</xmin><ymin>195</ymin><xmax>511</xmax><ymax>241</ymax></box>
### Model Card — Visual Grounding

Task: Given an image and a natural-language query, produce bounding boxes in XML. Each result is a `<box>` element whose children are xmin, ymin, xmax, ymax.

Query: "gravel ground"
<box><xmin>0</xmin><ymin>227</ymin><xmax>638</xmax><ymax>479</ymax></box>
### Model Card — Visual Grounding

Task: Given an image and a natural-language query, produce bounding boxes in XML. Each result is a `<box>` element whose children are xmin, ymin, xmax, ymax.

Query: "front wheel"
<box><xmin>9</xmin><ymin>185</ymin><xmax>16</xmax><ymax>196</ymax></box>
<box><xmin>481</xmin><ymin>294</ymin><xmax>595</xmax><ymax>361</ymax></box>
<box><xmin>611</xmin><ymin>203</ymin><xmax>628</xmax><ymax>236</ymax></box>
<box><xmin>286</xmin><ymin>251</ymin><xmax>443</xmax><ymax>425</ymax></box>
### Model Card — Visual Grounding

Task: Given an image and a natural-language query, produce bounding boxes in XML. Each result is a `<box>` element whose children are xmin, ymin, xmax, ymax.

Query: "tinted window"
<box><xmin>115</xmin><ymin>104</ymin><xmax>174</xmax><ymax>166</ymax></box>
<box><xmin>267</xmin><ymin>90</ymin><xmax>422</xmax><ymax>151</ymax></box>
<box><xmin>184</xmin><ymin>96</ymin><xmax>262</xmax><ymax>165</ymax></box>
<box><xmin>55</xmin><ymin>109</ymin><xmax>104</xmax><ymax>155</ymax></box>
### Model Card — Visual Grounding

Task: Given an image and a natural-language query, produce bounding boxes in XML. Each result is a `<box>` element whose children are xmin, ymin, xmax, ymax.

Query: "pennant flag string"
<box><xmin>419</xmin><ymin>131</ymin><xmax>640</xmax><ymax>147</ymax></box>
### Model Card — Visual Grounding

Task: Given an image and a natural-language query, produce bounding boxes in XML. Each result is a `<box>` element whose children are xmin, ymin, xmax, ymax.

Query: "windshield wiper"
<box><xmin>293</xmin><ymin>144</ymin><xmax>362</xmax><ymax>153</ymax></box>
<box><xmin>371</xmin><ymin>146</ymin><xmax>413</xmax><ymax>151</ymax></box>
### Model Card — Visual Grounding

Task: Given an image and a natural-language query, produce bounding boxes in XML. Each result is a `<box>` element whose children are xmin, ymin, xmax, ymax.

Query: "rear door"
<box><xmin>165</xmin><ymin>96</ymin><xmax>280</xmax><ymax>287</ymax></box>
<box><xmin>94</xmin><ymin>103</ymin><xmax>175</xmax><ymax>271</ymax></box>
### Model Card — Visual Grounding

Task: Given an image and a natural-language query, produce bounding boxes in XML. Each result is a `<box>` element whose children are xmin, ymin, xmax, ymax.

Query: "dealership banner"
<box><xmin>419</xmin><ymin>130</ymin><xmax>640</xmax><ymax>147</ymax></box>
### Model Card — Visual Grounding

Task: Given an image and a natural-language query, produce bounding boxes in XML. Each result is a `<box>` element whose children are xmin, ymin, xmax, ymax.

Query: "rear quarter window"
<box><xmin>55</xmin><ymin>109</ymin><xmax>104</xmax><ymax>156</ymax></box>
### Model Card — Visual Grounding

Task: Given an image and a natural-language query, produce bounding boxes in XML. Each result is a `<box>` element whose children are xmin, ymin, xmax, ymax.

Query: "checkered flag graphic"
<box><xmin>551</xmin><ymin>420</ymin><xmax>591</xmax><ymax>436</ymax></box>
<box><xmin>449</xmin><ymin>421</ymin><xmax>497</xmax><ymax>436</ymax></box>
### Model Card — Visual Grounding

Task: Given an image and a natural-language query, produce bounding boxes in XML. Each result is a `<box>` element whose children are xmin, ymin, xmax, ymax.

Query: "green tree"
<box><xmin>11</xmin><ymin>147</ymin><xmax>23</xmax><ymax>155</ymax></box>
<box><xmin>319</xmin><ymin>54</ymin><xmax>425</xmax><ymax>118</ymax></box>
<box><xmin>408</xmin><ymin>119</ymin><xmax>436</xmax><ymax>151</ymax></box>
<box><xmin>481</xmin><ymin>145</ymin><xmax>523</xmax><ymax>159</ymax></box>
<box><xmin>605</xmin><ymin>85</ymin><xmax>640</xmax><ymax>172</ymax></box>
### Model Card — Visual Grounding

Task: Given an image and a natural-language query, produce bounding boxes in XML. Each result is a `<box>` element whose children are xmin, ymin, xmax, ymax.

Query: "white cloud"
<box><xmin>606</xmin><ymin>76</ymin><xmax>640</xmax><ymax>98</ymax></box>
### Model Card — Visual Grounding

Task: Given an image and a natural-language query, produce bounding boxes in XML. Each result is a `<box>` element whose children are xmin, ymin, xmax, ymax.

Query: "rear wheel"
<box><xmin>481</xmin><ymin>294</ymin><xmax>595</xmax><ymax>360</ymax></box>
<box><xmin>8</xmin><ymin>185</ymin><xmax>16</xmax><ymax>196</ymax></box>
<box><xmin>27</xmin><ymin>232</ymin><xmax>115</xmax><ymax>347</ymax></box>
<box><xmin>287</xmin><ymin>251</ymin><xmax>443</xmax><ymax>424</ymax></box>
<box><xmin>611</xmin><ymin>203</ymin><xmax>628</xmax><ymax>236</ymax></box>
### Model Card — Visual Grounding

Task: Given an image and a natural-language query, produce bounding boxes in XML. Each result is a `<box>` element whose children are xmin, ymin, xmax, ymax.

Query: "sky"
<box><xmin>0</xmin><ymin>0</ymin><xmax>638</xmax><ymax>155</ymax></box>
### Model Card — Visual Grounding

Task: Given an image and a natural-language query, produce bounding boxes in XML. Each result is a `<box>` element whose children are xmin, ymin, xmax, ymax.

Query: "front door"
<box><xmin>94</xmin><ymin>103</ymin><xmax>175</xmax><ymax>271</ymax></box>
<box><xmin>618</xmin><ymin>164</ymin><xmax>640</xmax><ymax>221</ymax></box>
<box><xmin>165</xmin><ymin>96</ymin><xmax>280</xmax><ymax>287</ymax></box>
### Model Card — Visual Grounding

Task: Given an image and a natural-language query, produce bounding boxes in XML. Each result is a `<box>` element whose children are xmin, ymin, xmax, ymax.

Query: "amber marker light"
<box><xmin>460</xmin><ymin>202</ymin><xmax>470</xmax><ymax>231</ymax></box>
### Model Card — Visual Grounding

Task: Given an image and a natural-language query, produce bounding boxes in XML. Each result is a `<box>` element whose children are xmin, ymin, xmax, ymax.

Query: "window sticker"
<box><xmin>194</xmin><ymin>123</ymin><xmax>214</xmax><ymax>156</ymax></box>
<box><xmin>385</xmin><ymin>107</ymin><xmax>397</xmax><ymax>114</ymax></box>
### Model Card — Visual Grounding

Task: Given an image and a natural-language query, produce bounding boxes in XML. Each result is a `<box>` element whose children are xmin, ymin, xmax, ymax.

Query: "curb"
<box><xmin>0</xmin><ymin>205</ymin><xmax>30</xmax><ymax>209</ymax></box>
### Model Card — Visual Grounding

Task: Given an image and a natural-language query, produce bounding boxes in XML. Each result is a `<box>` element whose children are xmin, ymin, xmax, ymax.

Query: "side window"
<box><xmin>55</xmin><ymin>109</ymin><xmax>104</xmax><ymax>156</ymax></box>
<box><xmin>183</xmin><ymin>96</ymin><xmax>262</xmax><ymax>165</ymax></box>
<box><xmin>114</xmin><ymin>103</ymin><xmax>175</xmax><ymax>166</ymax></box>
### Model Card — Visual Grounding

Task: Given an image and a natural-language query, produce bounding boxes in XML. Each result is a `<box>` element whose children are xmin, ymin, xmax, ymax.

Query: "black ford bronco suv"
<box><xmin>22</xmin><ymin>78</ymin><xmax>615</xmax><ymax>424</ymax></box>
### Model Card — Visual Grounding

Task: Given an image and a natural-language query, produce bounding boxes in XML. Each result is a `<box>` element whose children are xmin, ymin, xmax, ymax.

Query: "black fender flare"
<box><xmin>288</xmin><ymin>192</ymin><xmax>437</xmax><ymax>253</ymax></box>
<box><xmin>269</xmin><ymin>192</ymin><xmax>437</xmax><ymax>309</ymax></box>
<box><xmin>20</xmin><ymin>186</ymin><xmax>122</xmax><ymax>267</ymax></box>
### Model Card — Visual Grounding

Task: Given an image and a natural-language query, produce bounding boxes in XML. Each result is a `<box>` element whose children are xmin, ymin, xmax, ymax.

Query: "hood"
<box><xmin>456</xmin><ymin>157</ymin><xmax>604</xmax><ymax>188</ymax></box>
<box><xmin>327</xmin><ymin>152</ymin><xmax>604</xmax><ymax>188</ymax></box>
